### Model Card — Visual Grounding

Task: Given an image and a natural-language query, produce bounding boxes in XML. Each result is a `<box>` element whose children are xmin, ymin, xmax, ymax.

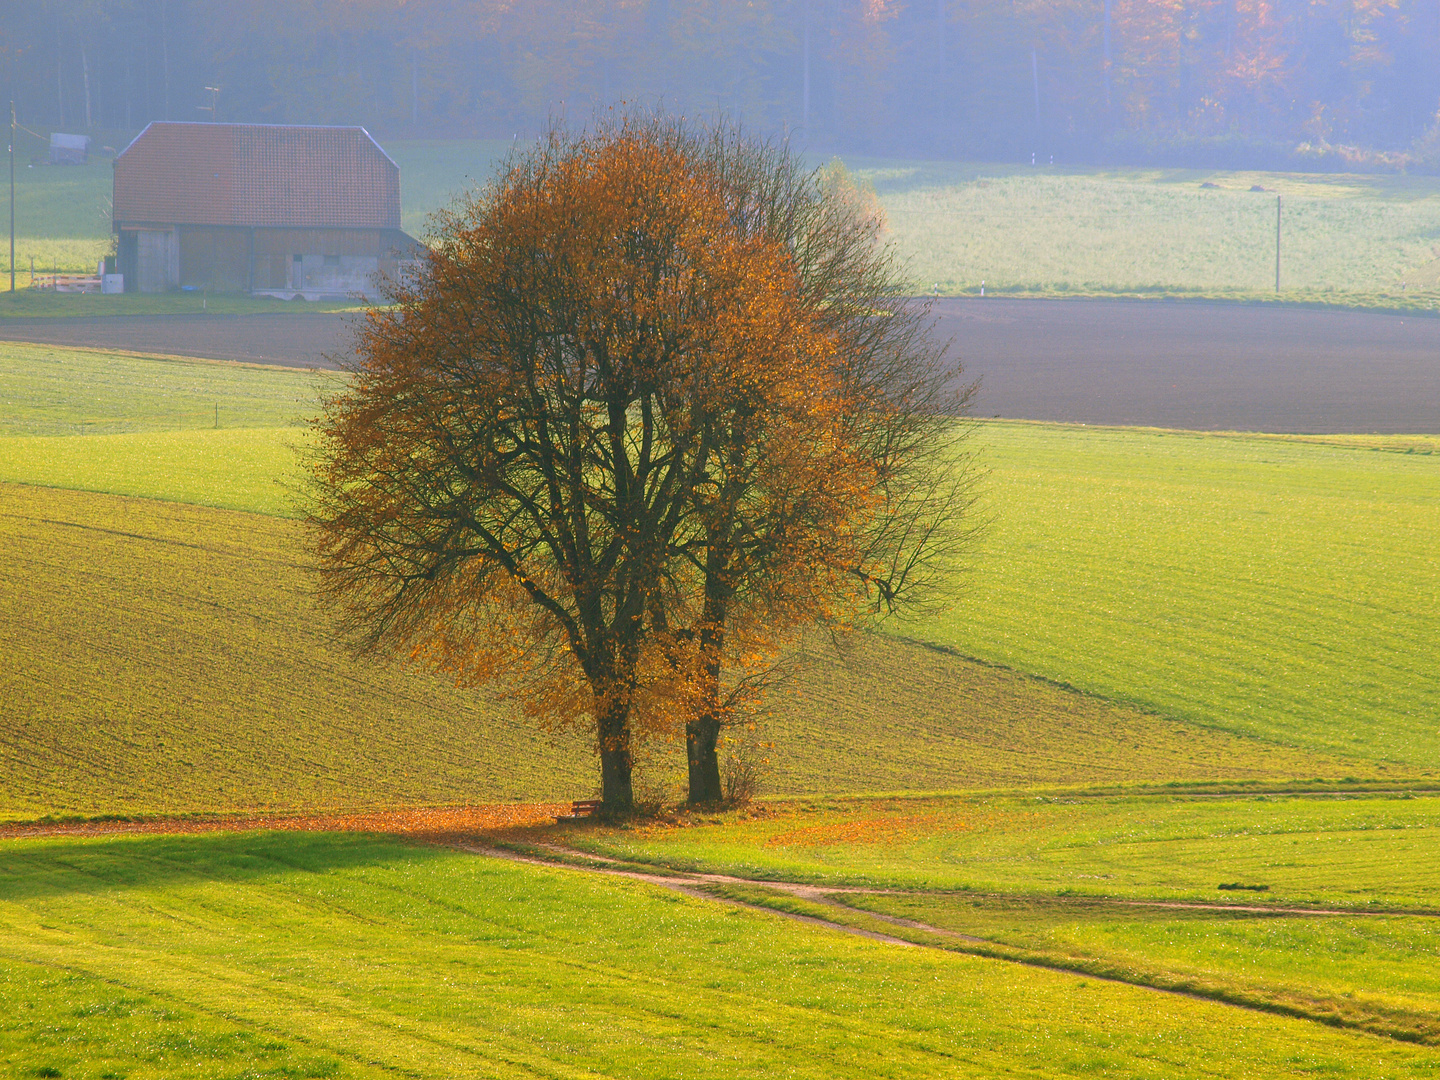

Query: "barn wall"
<box><xmin>114</xmin><ymin>223</ymin><xmax>419</xmax><ymax>296</ymax></box>
<box><xmin>178</xmin><ymin>227</ymin><xmax>251</xmax><ymax>291</ymax></box>
<box><xmin>119</xmin><ymin>228</ymin><xmax>179</xmax><ymax>293</ymax></box>
<box><xmin>251</xmin><ymin>228</ymin><xmax>389</xmax><ymax>258</ymax></box>
<box><xmin>251</xmin><ymin>228</ymin><xmax>395</xmax><ymax>297</ymax></box>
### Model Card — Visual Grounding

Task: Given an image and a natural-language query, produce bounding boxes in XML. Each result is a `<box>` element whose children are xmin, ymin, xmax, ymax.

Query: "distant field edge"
<box><xmin>930</xmin><ymin>287</ymin><xmax>1440</xmax><ymax>318</ymax></box>
<box><xmin>965</xmin><ymin>420</ymin><xmax>1440</xmax><ymax>454</ymax></box>
<box><xmin>7</xmin><ymin>782</ymin><xmax>1437</xmax><ymax>834</ymax></box>
<box><xmin>0</xmin><ymin>337</ymin><xmax>321</xmax><ymax>374</ymax></box>
<box><xmin>7</xmin><ymin>289</ymin><xmax>1440</xmax><ymax>319</ymax></box>
<box><xmin>0</xmin><ymin>292</ymin><xmax>370</xmax><ymax>317</ymax></box>
<box><xmin>0</xmin><ymin>802</ymin><xmax>568</xmax><ymax>837</ymax></box>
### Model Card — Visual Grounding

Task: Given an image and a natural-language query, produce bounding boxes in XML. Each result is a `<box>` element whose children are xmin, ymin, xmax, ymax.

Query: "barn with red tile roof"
<box><xmin>113</xmin><ymin>122</ymin><xmax>422</xmax><ymax>296</ymax></box>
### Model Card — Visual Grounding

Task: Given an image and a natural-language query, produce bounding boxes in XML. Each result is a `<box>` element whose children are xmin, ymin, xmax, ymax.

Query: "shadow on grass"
<box><xmin>0</xmin><ymin>829</ymin><xmax>450</xmax><ymax>902</ymax></box>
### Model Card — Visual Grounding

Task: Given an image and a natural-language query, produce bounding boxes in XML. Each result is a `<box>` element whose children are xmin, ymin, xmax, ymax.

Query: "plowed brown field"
<box><xmin>7</xmin><ymin>300</ymin><xmax>1439</xmax><ymax>431</ymax></box>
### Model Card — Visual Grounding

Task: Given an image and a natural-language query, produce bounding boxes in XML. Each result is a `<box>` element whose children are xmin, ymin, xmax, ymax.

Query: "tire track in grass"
<box><xmin>0</xmin><ymin>943</ymin><xmax>579</xmax><ymax>1080</ymax></box>
<box><xmin>0</xmin><ymin>847</ymin><xmax>1029</xmax><ymax>1079</ymax></box>
<box><xmin>473</xmin><ymin>841</ymin><xmax>1440</xmax><ymax>1046</ymax></box>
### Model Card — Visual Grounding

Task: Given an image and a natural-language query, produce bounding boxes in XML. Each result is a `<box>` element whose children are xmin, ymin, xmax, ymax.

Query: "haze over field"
<box><xmin>7</xmin><ymin>0</ymin><xmax>1440</xmax><ymax>169</ymax></box>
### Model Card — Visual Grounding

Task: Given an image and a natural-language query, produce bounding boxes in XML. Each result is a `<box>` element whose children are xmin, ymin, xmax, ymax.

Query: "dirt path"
<box><xmin>467</xmin><ymin>841</ymin><xmax>1413</xmax><ymax>919</ymax></box>
<box><xmin>6</xmin><ymin>806</ymin><xmax>1403</xmax><ymax>920</ymax></box>
<box><xmin>467</xmin><ymin>841</ymin><xmax>1440</xmax><ymax>1044</ymax></box>
<box><xmin>7</xmin><ymin>806</ymin><xmax>1435</xmax><ymax>1037</ymax></box>
<box><xmin>3</xmin><ymin>808</ymin><xmax>1430</xmax><ymax>1042</ymax></box>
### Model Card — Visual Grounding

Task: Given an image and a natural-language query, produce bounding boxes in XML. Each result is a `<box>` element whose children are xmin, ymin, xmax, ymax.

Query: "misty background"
<box><xmin>5</xmin><ymin>0</ymin><xmax>1440</xmax><ymax>170</ymax></box>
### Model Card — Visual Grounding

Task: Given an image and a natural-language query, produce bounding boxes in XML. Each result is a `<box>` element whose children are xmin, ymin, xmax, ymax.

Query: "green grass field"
<box><xmin>5</xmin><ymin>829</ymin><xmax>1440</xmax><ymax>1079</ymax></box>
<box><xmin>0</xmin><ymin>343</ymin><xmax>322</xmax><ymax>511</ymax></box>
<box><xmin>567</xmin><ymin>793</ymin><xmax>1440</xmax><ymax>905</ymax></box>
<box><xmin>554</xmin><ymin>791</ymin><xmax>1440</xmax><ymax>1046</ymax></box>
<box><xmin>388</xmin><ymin>142</ymin><xmax>1440</xmax><ymax>305</ymax></box>
<box><xmin>906</xmin><ymin>422</ymin><xmax>1440</xmax><ymax>768</ymax></box>
<box><xmin>0</xmin><ymin>154</ymin><xmax>112</xmax><ymax>285</ymax></box>
<box><xmin>854</xmin><ymin>160</ymin><xmax>1440</xmax><ymax>306</ymax></box>
<box><xmin>4</xmin><ymin>481</ymin><xmax>1348</xmax><ymax>820</ymax></box>
<box><xmin>2</xmin><ymin>338</ymin><xmax>1437</xmax><ymax>1075</ymax></box>
<box><xmin>391</xmin><ymin>145</ymin><xmax>1440</xmax><ymax>308</ymax></box>
<box><xmin>842</xmin><ymin>892</ymin><xmax>1440</xmax><ymax>1042</ymax></box>
<box><xmin>0</xmin><ymin>341</ymin><xmax>1376</xmax><ymax>817</ymax></box>
<box><xmin>1</xmin><ymin>342</ymin><xmax>1434</xmax><ymax>788</ymax></box>
<box><xmin>0</xmin><ymin>428</ymin><xmax>300</xmax><ymax>513</ymax></box>
<box><xmin>0</xmin><ymin>483</ymin><xmax>596</xmax><ymax>819</ymax></box>
<box><xmin>0</xmin><ymin>342</ymin><xmax>328</xmax><ymax>436</ymax></box>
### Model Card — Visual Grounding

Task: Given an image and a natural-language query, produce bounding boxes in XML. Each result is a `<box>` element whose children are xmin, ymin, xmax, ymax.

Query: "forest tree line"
<box><xmin>4</xmin><ymin>0</ymin><xmax>1440</xmax><ymax>169</ymax></box>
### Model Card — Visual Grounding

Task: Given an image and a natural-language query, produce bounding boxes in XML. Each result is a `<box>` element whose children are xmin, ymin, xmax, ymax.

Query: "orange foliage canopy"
<box><xmin>309</xmin><ymin>115</ymin><xmax>885</xmax><ymax>812</ymax></box>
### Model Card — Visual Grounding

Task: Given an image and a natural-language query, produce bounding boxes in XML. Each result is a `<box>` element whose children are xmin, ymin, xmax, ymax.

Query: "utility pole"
<box><xmin>1275</xmin><ymin>194</ymin><xmax>1282</xmax><ymax>293</ymax></box>
<box><xmin>9</xmin><ymin>101</ymin><xmax>15</xmax><ymax>296</ymax></box>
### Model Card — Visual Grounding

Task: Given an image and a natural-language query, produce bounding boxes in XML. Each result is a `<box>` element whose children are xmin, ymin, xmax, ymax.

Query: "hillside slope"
<box><xmin>0</xmin><ymin>483</ymin><xmax>1364</xmax><ymax>820</ymax></box>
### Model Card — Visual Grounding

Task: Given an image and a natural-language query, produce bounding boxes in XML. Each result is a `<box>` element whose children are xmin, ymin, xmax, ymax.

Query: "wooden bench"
<box><xmin>557</xmin><ymin>798</ymin><xmax>604</xmax><ymax>822</ymax></box>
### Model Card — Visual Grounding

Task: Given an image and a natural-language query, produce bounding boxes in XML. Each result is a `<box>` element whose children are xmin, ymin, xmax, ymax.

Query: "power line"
<box><xmin>12</xmin><ymin>118</ymin><xmax>47</xmax><ymax>144</ymax></box>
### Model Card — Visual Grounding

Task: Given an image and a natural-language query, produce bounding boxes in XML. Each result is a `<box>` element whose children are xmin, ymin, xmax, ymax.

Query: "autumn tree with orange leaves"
<box><xmin>309</xmin><ymin>114</ymin><xmax>975</xmax><ymax>813</ymax></box>
<box><xmin>661</xmin><ymin>142</ymin><xmax>979</xmax><ymax>805</ymax></box>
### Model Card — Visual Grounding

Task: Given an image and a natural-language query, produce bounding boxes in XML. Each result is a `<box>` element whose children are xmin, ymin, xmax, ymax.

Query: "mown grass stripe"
<box><xmin>5</xmin><ymin>831</ymin><xmax>1437</xmax><ymax>1079</ymax></box>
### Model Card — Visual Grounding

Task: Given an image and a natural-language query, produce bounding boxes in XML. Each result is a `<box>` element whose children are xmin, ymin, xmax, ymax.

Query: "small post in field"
<box><xmin>215</xmin><ymin>402</ymin><xmax>219</xmax><ymax>429</ymax></box>
<box><xmin>1275</xmin><ymin>195</ymin><xmax>1282</xmax><ymax>294</ymax></box>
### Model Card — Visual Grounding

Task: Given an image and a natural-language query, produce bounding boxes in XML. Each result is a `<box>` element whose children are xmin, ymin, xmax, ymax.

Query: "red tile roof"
<box><xmin>114</xmin><ymin>123</ymin><xmax>401</xmax><ymax>230</ymax></box>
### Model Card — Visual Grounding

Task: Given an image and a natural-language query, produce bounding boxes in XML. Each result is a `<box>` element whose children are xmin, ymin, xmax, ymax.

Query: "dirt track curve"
<box><xmin>4</xmin><ymin>806</ymin><xmax>1428</xmax><ymax>1043</ymax></box>
<box><xmin>466</xmin><ymin>841</ymin><xmax>1440</xmax><ymax>1044</ymax></box>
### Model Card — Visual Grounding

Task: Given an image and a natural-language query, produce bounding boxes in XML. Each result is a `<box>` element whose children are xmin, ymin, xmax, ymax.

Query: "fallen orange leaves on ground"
<box><xmin>0</xmin><ymin>803</ymin><xmax>570</xmax><ymax>840</ymax></box>
<box><xmin>765</xmin><ymin>813</ymin><xmax>970</xmax><ymax>848</ymax></box>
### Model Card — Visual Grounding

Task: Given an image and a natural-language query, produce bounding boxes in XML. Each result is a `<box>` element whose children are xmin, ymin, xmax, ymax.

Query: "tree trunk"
<box><xmin>597</xmin><ymin>700</ymin><xmax>634</xmax><ymax>815</ymax></box>
<box><xmin>687</xmin><ymin>556</ymin><xmax>729</xmax><ymax>806</ymax></box>
<box><xmin>686</xmin><ymin>713</ymin><xmax>723</xmax><ymax>805</ymax></box>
